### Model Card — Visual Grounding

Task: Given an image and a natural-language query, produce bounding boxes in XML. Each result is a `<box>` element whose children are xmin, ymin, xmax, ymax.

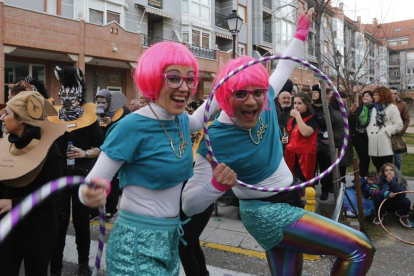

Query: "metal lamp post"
<box><xmin>335</xmin><ymin>50</ymin><xmax>342</xmax><ymax>91</ymax></box>
<box><xmin>226</xmin><ymin>10</ymin><xmax>243</xmax><ymax>59</ymax></box>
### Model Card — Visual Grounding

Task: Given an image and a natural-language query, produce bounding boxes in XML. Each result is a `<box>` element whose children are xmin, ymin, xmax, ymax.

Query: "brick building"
<box><xmin>0</xmin><ymin>0</ymin><xmax>234</xmax><ymax>105</ymax></box>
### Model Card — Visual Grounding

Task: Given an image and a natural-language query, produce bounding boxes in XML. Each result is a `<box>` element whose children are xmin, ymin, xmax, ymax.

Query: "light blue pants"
<box><xmin>394</xmin><ymin>153</ymin><xmax>403</xmax><ymax>171</ymax></box>
<box><xmin>106</xmin><ymin>210</ymin><xmax>181</xmax><ymax>276</ymax></box>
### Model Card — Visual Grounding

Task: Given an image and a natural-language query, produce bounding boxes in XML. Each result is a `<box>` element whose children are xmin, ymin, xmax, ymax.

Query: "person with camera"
<box><xmin>93</xmin><ymin>89</ymin><xmax>130</xmax><ymax>221</ymax></box>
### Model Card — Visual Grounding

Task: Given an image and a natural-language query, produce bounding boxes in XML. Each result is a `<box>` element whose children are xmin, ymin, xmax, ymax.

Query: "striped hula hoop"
<box><xmin>378</xmin><ymin>191</ymin><xmax>414</xmax><ymax>245</ymax></box>
<box><xmin>0</xmin><ymin>176</ymin><xmax>106</xmax><ymax>276</ymax></box>
<box><xmin>203</xmin><ymin>55</ymin><xmax>349</xmax><ymax>192</ymax></box>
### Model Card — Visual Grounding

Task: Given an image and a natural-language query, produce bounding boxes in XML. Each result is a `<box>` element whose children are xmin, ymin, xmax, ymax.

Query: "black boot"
<box><xmin>320</xmin><ymin>191</ymin><xmax>329</xmax><ymax>200</ymax></box>
<box><xmin>79</xmin><ymin>263</ymin><xmax>92</xmax><ymax>276</ymax></box>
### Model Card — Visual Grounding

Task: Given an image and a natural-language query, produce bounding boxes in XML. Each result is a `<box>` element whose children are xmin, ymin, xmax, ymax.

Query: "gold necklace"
<box><xmin>230</xmin><ymin>116</ymin><xmax>268</xmax><ymax>145</ymax></box>
<box><xmin>149</xmin><ymin>104</ymin><xmax>188</xmax><ymax>159</ymax></box>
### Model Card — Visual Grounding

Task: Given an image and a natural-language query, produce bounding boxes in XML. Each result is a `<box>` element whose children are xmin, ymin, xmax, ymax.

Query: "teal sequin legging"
<box><xmin>266</xmin><ymin>212</ymin><xmax>374</xmax><ymax>276</ymax></box>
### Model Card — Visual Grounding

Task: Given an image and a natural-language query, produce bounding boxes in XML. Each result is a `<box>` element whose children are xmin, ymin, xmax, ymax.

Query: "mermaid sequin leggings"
<box><xmin>266</xmin><ymin>212</ymin><xmax>374</xmax><ymax>276</ymax></box>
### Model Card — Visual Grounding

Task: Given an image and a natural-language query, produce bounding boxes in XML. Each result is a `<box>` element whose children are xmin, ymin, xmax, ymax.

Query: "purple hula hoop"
<box><xmin>0</xmin><ymin>176</ymin><xmax>105</xmax><ymax>276</ymax></box>
<box><xmin>203</xmin><ymin>55</ymin><xmax>349</xmax><ymax>192</ymax></box>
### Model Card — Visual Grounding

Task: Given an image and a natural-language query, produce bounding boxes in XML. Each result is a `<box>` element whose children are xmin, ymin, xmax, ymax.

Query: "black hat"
<box><xmin>279</xmin><ymin>79</ymin><xmax>294</xmax><ymax>94</ymax></box>
<box><xmin>311</xmin><ymin>83</ymin><xmax>321</xmax><ymax>92</ymax></box>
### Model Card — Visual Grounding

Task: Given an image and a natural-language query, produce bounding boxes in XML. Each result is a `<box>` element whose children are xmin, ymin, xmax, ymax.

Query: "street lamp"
<box><xmin>226</xmin><ymin>10</ymin><xmax>243</xmax><ymax>59</ymax></box>
<box><xmin>335</xmin><ymin>50</ymin><xmax>342</xmax><ymax>91</ymax></box>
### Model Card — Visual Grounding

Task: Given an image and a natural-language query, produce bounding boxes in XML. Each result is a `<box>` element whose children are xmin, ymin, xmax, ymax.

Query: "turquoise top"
<box><xmin>197</xmin><ymin>86</ymin><xmax>283</xmax><ymax>184</ymax></box>
<box><xmin>101</xmin><ymin>113</ymin><xmax>193</xmax><ymax>190</ymax></box>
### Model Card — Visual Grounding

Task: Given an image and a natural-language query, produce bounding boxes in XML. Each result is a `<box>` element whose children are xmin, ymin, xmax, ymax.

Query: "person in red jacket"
<box><xmin>283</xmin><ymin>92</ymin><xmax>319</xmax><ymax>182</ymax></box>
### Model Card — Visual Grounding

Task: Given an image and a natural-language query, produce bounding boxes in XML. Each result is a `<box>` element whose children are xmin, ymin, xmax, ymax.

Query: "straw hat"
<box><xmin>0</xmin><ymin>92</ymin><xmax>67</xmax><ymax>187</ymax></box>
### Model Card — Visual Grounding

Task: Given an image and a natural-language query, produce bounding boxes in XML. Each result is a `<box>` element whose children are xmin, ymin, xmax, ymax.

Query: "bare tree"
<box><xmin>305</xmin><ymin>0</ymin><xmax>342</xmax><ymax>199</ymax></box>
<box><xmin>330</xmin><ymin>21</ymin><xmax>390</xmax><ymax>103</ymax></box>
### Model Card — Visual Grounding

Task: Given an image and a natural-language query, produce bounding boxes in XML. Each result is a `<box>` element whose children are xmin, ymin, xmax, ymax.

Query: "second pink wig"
<box><xmin>214</xmin><ymin>56</ymin><xmax>269</xmax><ymax>117</ymax></box>
<box><xmin>135</xmin><ymin>42</ymin><xmax>199</xmax><ymax>100</ymax></box>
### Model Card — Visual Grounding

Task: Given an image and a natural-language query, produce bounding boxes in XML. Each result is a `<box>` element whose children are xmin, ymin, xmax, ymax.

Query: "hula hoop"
<box><xmin>203</xmin><ymin>55</ymin><xmax>349</xmax><ymax>192</ymax></box>
<box><xmin>378</xmin><ymin>191</ymin><xmax>414</xmax><ymax>245</ymax></box>
<box><xmin>0</xmin><ymin>176</ymin><xmax>105</xmax><ymax>276</ymax></box>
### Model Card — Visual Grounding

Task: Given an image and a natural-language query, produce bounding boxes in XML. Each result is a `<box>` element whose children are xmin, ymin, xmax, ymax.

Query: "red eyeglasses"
<box><xmin>161</xmin><ymin>74</ymin><xmax>200</xmax><ymax>89</ymax></box>
<box><xmin>231</xmin><ymin>88</ymin><xmax>267</xmax><ymax>101</ymax></box>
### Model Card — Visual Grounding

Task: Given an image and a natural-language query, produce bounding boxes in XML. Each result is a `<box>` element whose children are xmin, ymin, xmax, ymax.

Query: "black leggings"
<box><xmin>179</xmin><ymin>203</ymin><xmax>214</xmax><ymax>276</ymax></box>
<box><xmin>0</xmin><ymin>204</ymin><xmax>59</xmax><ymax>276</ymax></box>
<box><xmin>50</xmin><ymin>186</ymin><xmax>91</xmax><ymax>272</ymax></box>
<box><xmin>353</xmin><ymin>133</ymin><xmax>370</xmax><ymax>177</ymax></box>
<box><xmin>374</xmin><ymin>195</ymin><xmax>411</xmax><ymax>216</ymax></box>
<box><xmin>371</xmin><ymin>155</ymin><xmax>393</xmax><ymax>173</ymax></box>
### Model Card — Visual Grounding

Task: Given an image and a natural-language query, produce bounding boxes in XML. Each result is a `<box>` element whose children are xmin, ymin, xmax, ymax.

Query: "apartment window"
<box><xmin>89</xmin><ymin>9</ymin><xmax>104</xmax><ymax>25</ymax></box>
<box><xmin>202</xmin><ymin>33</ymin><xmax>209</xmax><ymax>48</ymax></box>
<box><xmin>182</xmin><ymin>0</ymin><xmax>189</xmax><ymax>13</ymax></box>
<box><xmin>407</xmin><ymin>52</ymin><xmax>414</xmax><ymax>59</ymax></box>
<box><xmin>388</xmin><ymin>41</ymin><xmax>397</xmax><ymax>46</ymax></box>
<box><xmin>393</xmin><ymin>70</ymin><xmax>399</xmax><ymax>76</ymax></box>
<box><xmin>308</xmin><ymin>33</ymin><xmax>315</xmax><ymax>56</ymax></box>
<box><xmin>323</xmin><ymin>41</ymin><xmax>329</xmax><ymax>54</ymax></box>
<box><xmin>5</xmin><ymin>62</ymin><xmax>46</xmax><ymax>85</ymax></box>
<box><xmin>395</xmin><ymin>28</ymin><xmax>401</xmax><ymax>32</ymax></box>
<box><xmin>183</xmin><ymin>32</ymin><xmax>189</xmax><ymax>43</ymax></box>
<box><xmin>238</xmin><ymin>43</ymin><xmax>246</xmax><ymax>56</ymax></box>
<box><xmin>407</xmin><ymin>68</ymin><xmax>412</xmax><ymax>75</ymax></box>
<box><xmin>191</xmin><ymin>30</ymin><xmax>210</xmax><ymax>48</ymax></box>
<box><xmin>401</xmin><ymin>40</ymin><xmax>408</xmax><ymax>45</ymax></box>
<box><xmin>192</xmin><ymin>30</ymin><xmax>200</xmax><ymax>47</ymax></box>
<box><xmin>324</xmin><ymin>65</ymin><xmax>329</xmax><ymax>75</ymax></box>
<box><xmin>323</xmin><ymin>16</ymin><xmax>329</xmax><ymax>28</ymax></box>
<box><xmin>279</xmin><ymin>20</ymin><xmax>294</xmax><ymax>46</ymax></box>
<box><xmin>238</xmin><ymin>5</ymin><xmax>246</xmax><ymax>23</ymax></box>
<box><xmin>191</xmin><ymin>0</ymin><xmax>210</xmax><ymax>20</ymax></box>
<box><xmin>107</xmin><ymin>11</ymin><xmax>120</xmax><ymax>24</ymax></box>
<box><xmin>61</xmin><ymin>0</ymin><xmax>74</xmax><ymax>18</ymax></box>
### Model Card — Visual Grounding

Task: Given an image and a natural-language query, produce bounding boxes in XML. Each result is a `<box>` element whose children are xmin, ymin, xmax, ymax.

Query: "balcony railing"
<box><xmin>148</xmin><ymin>0</ymin><xmax>162</xmax><ymax>9</ymax></box>
<box><xmin>263</xmin><ymin>31</ymin><xmax>272</xmax><ymax>43</ymax></box>
<box><xmin>215</xmin><ymin>12</ymin><xmax>229</xmax><ymax>29</ymax></box>
<box><xmin>190</xmin><ymin>46</ymin><xmax>216</xmax><ymax>59</ymax></box>
<box><xmin>263</xmin><ymin>0</ymin><xmax>272</xmax><ymax>9</ymax></box>
<box><xmin>143</xmin><ymin>35</ymin><xmax>171</xmax><ymax>47</ymax></box>
<box><xmin>389</xmin><ymin>60</ymin><xmax>399</xmax><ymax>66</ymax></box>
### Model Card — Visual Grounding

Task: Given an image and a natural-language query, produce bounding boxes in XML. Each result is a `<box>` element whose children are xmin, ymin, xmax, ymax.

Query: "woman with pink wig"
<box><xmin>77</xmin><ymin>41</ymin><xmax>219</xmax><ymax>275</ymax></box>
<box><xmin>183</xmin><ymin>8</ymin><xmax>375</xmax><ymax>276</ymax></box>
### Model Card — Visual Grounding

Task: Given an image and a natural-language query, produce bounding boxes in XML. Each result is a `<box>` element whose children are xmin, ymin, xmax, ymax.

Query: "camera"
<box><xmin>95</xmin><ymin>104</ymin><xmax>107</xmax><ymax>119</ymax></box>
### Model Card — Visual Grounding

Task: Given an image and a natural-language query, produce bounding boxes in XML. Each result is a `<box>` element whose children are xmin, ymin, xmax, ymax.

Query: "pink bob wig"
<box><xmin>214</xmin><ymin>56</ymin><xmax>269</xmax><ymax>117</ymax></box>
<box><xmin>135</xmin><ymin>42</ymin><xmax>199</xmax><ymax>100</ymax></box>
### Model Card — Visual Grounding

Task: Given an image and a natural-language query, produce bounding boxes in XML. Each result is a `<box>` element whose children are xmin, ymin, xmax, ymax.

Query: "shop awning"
<box><xmin>258</xmin><ymin>45</ymin><xmax>276</xmax><ymax>56</ymax></box>
<box><xmin>215</xmin><ymin>32</ymin><xmax>232</xmax><ymax>40</ymax></box>
<box><xmin>145</xmin><ymin>6</ymin><xmax>180</xmax><ymax>21</ymax></box>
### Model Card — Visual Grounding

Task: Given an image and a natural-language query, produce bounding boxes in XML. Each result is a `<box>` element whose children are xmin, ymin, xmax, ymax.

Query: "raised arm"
<box><xmin>188</xmin><ymin>97</ymin><xmax>219</xmax><ymax>133</ymax></box>
<box><xmin>269</xmin><ymin>7</ymin><xmax>314</xmax><ymax>99</ymax></box>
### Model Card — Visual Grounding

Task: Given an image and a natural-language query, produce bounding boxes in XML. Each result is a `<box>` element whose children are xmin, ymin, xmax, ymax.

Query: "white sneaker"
<box><xmin>346</xmin><ymin>210</ymin><xmax>357</xmax><ymax>218</ymax></box>
<box><xmin>373</xmin><ymin>210</ymin><xmax>387</xmax><ymax>225</ymax></box>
